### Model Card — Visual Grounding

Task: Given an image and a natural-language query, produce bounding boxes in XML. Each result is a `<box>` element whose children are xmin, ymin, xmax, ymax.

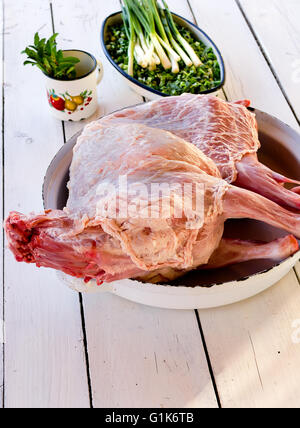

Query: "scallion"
<box><xmin>120</xmin><ymin>0</ymin><xmax>204</xmax><ymax>76</ymax></box>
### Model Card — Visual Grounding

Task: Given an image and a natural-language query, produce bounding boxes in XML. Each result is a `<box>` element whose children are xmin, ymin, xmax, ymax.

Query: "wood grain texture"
<box><xmin>238</xmin><ymin>0</ymin><xmax>300</xmax><ymax>122</ymax></box>
<box><xmin>189</xmin><ymin>0</ymin><xmax>299</xmax><ymax>128</ymax></box>
<box><xmin>3</xmin><ymin>0</ymin><xmax>90</xmax><ymax>408</ymax></box>
<box><xmin>198</xmin><ymin>271</ymin><xmax>300</xmax><ymax>408</ymax></box>
<box><xmin>51</xmin><ymin>0</ymin><xmax>219</xmax><ymax>408</ymax></box>
<box><xmin>84</xmin><ymin>293</ymin><xmax>218</xmax><ymax>408</ymax></box>
<box><xmin>189</xmin><ymin>0</ymin><xmax>300</xmax><ymax>408</ymax></box>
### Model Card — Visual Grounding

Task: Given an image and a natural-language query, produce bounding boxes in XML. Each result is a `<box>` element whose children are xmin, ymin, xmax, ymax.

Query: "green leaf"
<box><xmin>43</xmin><ymin>57</ymin><xmax>52</xmax><ymax>72</ymax></box>
<box><xmin>56</xmin><ymin>50</ymin><xmax>63</xmax><ymax>61</ymax></box>
<box><xmin>66</xmin><ymin>66</ymin><xmax>76</xmax><ymax>78</ymax></box>
<box><xmin>49</xmin><ymin>59</ymin><xmax>58</xmax><ymax>71</ymax></box>
<box><xmin>45</xmin><ymin>39</ymin><xmax>52</xmax><ymax>56</ymax></box>
<box><xmin>65</xmin><ymin>65</ymin><xmax>75</xmax><ymax>74</ymax></box>
<box><xmin>28</xmin><ymin>45</ymin><xmax>39</xmax><ymax>51</ymax></box>
<box><xmin>22</xmin><ymin>48</ymin><xmax>39</xmax><ymax>60</ymax></box>
<box><xmin>48</xmin><ymin>33</ymin><xmax>59</xmax><ymax>45</ymax></box>
<box><xmin>34</xmin><ymin>32</ymin><xmax>40</xmax><ymax>46</ymax></box>
<box><xmin>22</xmin><ymin>31</ymin><xmax>81</xmax><ymax>79</ymax></box>
<box><xmin>60</xmin><ymin>56</ymin><xmax>80</xmax><ymax>64</ymax></box>
<box><xmin>23</xmin><ymin>60</ymin><xmax>37</xmax><ymax>66</ymax></box>
<box><xmin>50</xmin><ymin>50</ymin><xmax>58</xmax><ymax>65</ymax></box>
<box><xmin>35</xmin><ymin>63</ymin><xmax>48</xmax><ymax>73</ymax></box>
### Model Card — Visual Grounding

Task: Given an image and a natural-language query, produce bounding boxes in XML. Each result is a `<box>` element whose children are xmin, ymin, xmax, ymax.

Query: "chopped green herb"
<box><xmin>106</xmin><ymin>23</ymin><xmax>221</xmax><ymax>96</ymax></box>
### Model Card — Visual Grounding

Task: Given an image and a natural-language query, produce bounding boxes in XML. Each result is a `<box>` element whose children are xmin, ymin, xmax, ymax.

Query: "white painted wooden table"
<box><xmin>1</xmin><ymin>0</ymin><xmax>300</xmax><ymax>408</ymax></box>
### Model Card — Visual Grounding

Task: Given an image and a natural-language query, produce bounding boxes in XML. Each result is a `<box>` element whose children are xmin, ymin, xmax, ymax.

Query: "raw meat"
<box><xmin>102</xmin><ymin>93</ymin><xmax>258</xmax><ymax>182</ymax></box>
<box><xmin>65</xmin><ymin>123</ymin><xmax>228</xmax><ymax>272</ymax></box>
<box><xmin>5</xmin><ymin>123</ymin><xmax>300</xmax><ymax>285</ymax></box>
<box><xmin>102</xmin><ymin>94</ymin><xmax>300</xmax><ymax>210</ymax></box>
<box><xmin>203</xmin><ymin>235</ymin><xmax>299</xmax><ymax>269</ymax></box>
<box><xmin>235</xmin><ymin>153</ymin><xmax>300</xmax><ymax>210</ymax></box>
<box><xmin>5</xmin><ymin>210</ymin><xmax>144</xmax><ymax>283</ymax></box>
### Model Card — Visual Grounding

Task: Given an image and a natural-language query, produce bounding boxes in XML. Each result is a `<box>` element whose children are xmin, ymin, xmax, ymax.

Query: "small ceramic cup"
<box><xmin>45</xmin><ymin>50</ymin><xmax>103</xmax><ymax>121</ymax></box>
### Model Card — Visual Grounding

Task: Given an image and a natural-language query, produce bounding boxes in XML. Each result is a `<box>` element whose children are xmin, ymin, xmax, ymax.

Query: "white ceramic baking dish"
<box><xmin>43</xmin><ymin>107</ymin><xmax>300</xmax><ymax>309</ymax></box>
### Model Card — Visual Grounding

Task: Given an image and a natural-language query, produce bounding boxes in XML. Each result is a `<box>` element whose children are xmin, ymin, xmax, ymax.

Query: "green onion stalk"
<box><xmin>122</xmin><ymin>0</ymin><xmax>136</xmax><ymax>76</ymax></box>
<box><xmin>137</xmin><ymin>0</ymin><xmax>172</xmax><ymax>70</ymax></box>
<box><xmin>120</xmin><ymin>0</ymin><xmax>203</xmax><ymax>76</ymax></box>
<box><xmin>147</xmin><ymin>0</ymin><xmax>180</xmax><ymax>73</ymax></box>
<box><xmin>162</xmin><ymin>0</ymin><xmax>202</xmax><ymax>67</ymax></box>
<box><xmin>131</xmin><ymin>10</ymin><xmax>158</xmax><ymax>69</ymax></box>
<box><xmin>158</xmin><ymin>5</ymin><xmax>193</xmax><ymax>67</ymax></box>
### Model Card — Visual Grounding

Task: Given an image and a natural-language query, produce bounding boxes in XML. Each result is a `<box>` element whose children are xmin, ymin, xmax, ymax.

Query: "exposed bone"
<box><xmin>204</xmin><ymin>235</ymin><xmax>299</xmax><ymax>269</ymax></box>
<box><xmin>224</xmin><ymin>185</ymin><xmax>300</xmax><ymax>238</ymax></box>
<box><xmin>235</xmin><ymin>153</ymin><xmax>300</xmax><ymax>210</ymax></box>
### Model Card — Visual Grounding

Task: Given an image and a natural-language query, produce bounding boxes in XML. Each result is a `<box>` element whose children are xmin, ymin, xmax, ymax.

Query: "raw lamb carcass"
<box><xmin>5</xmin><ymin>123</ymin><xmax>300</xmax><ymax>285</ymax></box>
<box><xmin>102</xmin><ymin>94</ymin><xmax>300</xmax><ymax>210</ymax></box>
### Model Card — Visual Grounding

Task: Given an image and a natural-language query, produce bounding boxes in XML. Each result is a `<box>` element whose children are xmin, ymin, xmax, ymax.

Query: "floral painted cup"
<box><xmin>45</xmin><ymin>50</ymin><xmax>103</xmax><ymax>121</ymax></box>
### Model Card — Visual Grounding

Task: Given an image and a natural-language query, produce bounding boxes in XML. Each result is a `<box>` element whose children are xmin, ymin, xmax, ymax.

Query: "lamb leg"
<box><xmin>204</xmin><ymin>235</ymin><xmax>299</xmax><ymax>269</ymax></box>
<box><xmin>224</xmin><ymin>185</ymin><xmax>300</xmax><ymax>238</ymax></box>
<box><xmin>235</xmin><ymin>153</ymin><xmax>300</xmax><ymax>210</ymax></box>
<box><xmin>5</xmin><ymin>211</ymin><xmax>143</xmax><ymax>284</ymax></box>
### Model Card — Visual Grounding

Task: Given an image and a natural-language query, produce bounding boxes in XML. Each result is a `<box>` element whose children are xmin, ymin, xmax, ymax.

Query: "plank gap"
<box><xmin>293</xmin><ymin>267</ymin><xmax>300</xmax><ymax>286</ymax></box>
<box><xmin>79</xmin><ymin>293</ymin><xmax>94</xmax><ymax>408</ymax></box>
<box><xmin>49</xmin><ymin>1</ymin><xmax>56</xmax><ymax>34</ymax></box>
<box><xmin>186</xmin><ymin>0</ymin><xmax>228</xmax><ymax>102</ymax></box>
<box><xmin>186</xmin><ymin>0</ymin><xmax>197</xmax><ymax>25</ymax></box>
<box><xmin>236</xmin><ymin>0</ymin><xmax>300</xmax><ymax>127</ymax></box>
<box><xmin>194</xmin><ymin>310</ymin><xmax>222</xmax><ymax>408</ymax></box>
<box><xmin>50</xmin><ymin>1</ymin><xmax>93</xmax><ymax>408</ymax></box>
<box><xmin>61</xmin><ymin>121</ymin><xmax>66</xmax><ymax>144</ymax></box>
<box><xmin>248</xmin><ymin>331</ymin><xmax>264</xmax><ymax>391</ymax></box>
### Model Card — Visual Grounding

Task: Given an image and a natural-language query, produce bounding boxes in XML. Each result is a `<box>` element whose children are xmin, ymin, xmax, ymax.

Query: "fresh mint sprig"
<box><xmin>22</xmin><ymin>32</ymin><xmax>80</xmax><ymax>80</ymax></box>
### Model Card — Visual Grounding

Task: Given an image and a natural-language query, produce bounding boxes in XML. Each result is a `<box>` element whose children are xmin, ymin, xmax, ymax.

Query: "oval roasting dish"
<box><xmin>101</xmin><ymin>11</ymin><xmax>225</xmax><ymax>100</ymax></box>
<box><xmin>43</xmin><ymin>107</ymin><xmax>300</xmax><ymax>309</ymax></box>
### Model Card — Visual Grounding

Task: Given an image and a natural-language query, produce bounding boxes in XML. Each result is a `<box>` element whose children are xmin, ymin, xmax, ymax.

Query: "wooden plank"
<box><xmin>3</xmin><ymin>0</ymin><xmax>90</xmax><ymax>408</ymax></box>
<box><xmin>188</xmin><ymin>0</ymin><xmax>300</xmax><ymax>407</ymax></box>
<box><xmin>51</xmin><ymin>0</ymin><xmax>143</xmax><ymax>137</ymax></box>
<box><xmin>199</xmin><ymin>271</ymin><xmax>300</xmax><ymax>408</ymax></box>
<box><xmin>238</xmin><ymin>0</ymin><xmax>300</xmax><ymax>122</ymax></box>
<box><xmin>189</xmin><ymin>0</ymin><xmax>299</xmax><ymax>128</ymax></box>
<box><xmin>83</xmin><ymin>293</ymin><xmax>218</xmax><ymax>408</ymax></box>
<box><xmin>52</xmin><ymin>0</ymin><xmax>218</xmax><ymax>408</ymax></box>
<box><xmin>0</xmin><ymin>0</ymin><xmax>4</xmax><ymax>408</ymax></box>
